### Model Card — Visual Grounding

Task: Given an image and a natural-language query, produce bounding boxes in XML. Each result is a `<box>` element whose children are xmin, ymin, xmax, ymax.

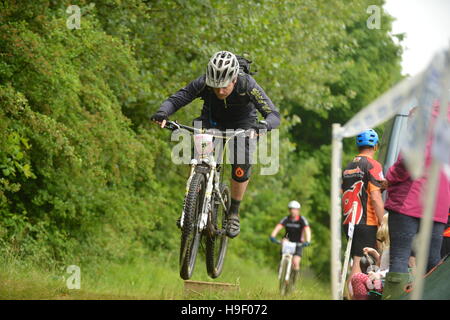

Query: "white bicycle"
<box><xmin>275</xmin><ymin>240</ymin><xmax>306</xmax><ymax>296</ymax></box>
<box><xmin>160</xmin><ymin>120</ymin><xmax>259</xmax><ymax>280</ymax></box>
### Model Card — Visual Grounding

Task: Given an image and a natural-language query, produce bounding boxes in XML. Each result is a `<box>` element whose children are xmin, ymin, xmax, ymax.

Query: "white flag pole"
<box><xmin>330</xmin><ymin>123</ymin><xmax>343</xmax><ymax>300</ymax></box>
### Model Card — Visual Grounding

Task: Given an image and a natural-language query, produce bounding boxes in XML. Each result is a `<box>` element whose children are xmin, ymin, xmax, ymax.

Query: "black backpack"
<box><xmin>235</xmin><ymin>55</ymin><xmax>256</xmax><ymax>76</ymax></box>
<box><xmin>235</xmin><ymin>54</ymin><xmax>256</xmax><ymax>94</ymax></box>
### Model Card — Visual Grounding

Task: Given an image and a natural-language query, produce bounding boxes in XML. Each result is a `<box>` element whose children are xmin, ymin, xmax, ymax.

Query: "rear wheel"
<box><xmin>179</xmin><ymin>173</ymin><xmax>206</xmax><ymax>280</ymax></box>
<box><xmin>206</xmin><ymin>183</ymin><xmax>230</xmax><ymax>278</ymax></box>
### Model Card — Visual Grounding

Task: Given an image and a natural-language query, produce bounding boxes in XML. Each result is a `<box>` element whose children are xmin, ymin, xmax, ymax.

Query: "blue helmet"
<box><xmin>356</xmin><ymin>129</ymin><xmax>379</xmax><ymax>147</ymax></box>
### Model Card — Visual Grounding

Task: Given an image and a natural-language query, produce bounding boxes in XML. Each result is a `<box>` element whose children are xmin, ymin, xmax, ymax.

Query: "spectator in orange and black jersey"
<box><xmin>341</xmin><ymin>129</ymin><xmax>386</xmax><ymax>297</ymax></box>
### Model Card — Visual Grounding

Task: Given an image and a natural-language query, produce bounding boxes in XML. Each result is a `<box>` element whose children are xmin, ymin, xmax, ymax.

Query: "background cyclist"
<box><xmin>270</xmin><ymin>200</ymin><xmax>312</xmax><ymax>283</ymax></box>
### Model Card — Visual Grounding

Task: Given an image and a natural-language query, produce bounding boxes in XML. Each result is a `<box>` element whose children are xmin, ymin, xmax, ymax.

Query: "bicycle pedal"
<box><xmin>176</xmin><ymin>218</ymin><xmax>181</xmax><ymax>229</ymax></box>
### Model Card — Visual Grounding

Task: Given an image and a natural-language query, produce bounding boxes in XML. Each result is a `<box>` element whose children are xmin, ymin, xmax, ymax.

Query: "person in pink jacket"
<box><xmin>382</xmin><ymin>103</ymin><xmax>450</xmax><ymax>299</ymax></box>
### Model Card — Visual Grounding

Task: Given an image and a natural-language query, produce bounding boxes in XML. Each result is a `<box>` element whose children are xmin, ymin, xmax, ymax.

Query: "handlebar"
<box><xmin>289</xmin><ymin>241</ymin><xmax>306</xmax><ymax>248</ymax></box>
<box><xmin>160</xmin><ymin>120</ymin><xmax>263</xmax><ymax>139</ymax></box>
<box><xmin>270</xmin><ymin>237</ymin><xmax>307</xmax><ymax>248</ymax></box>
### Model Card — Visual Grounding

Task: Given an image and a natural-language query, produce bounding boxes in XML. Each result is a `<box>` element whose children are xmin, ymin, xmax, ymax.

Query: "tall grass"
<box><xmin>0</xmin><ymin>248</ymin><xmax>330</xmax><ymax>300</ymax></box>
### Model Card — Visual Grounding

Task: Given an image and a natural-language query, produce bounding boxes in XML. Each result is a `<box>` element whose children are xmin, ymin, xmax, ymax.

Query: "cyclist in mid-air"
<box><xmin>270</xmin><ymin>201</ymin><xmax>312</xmax><ymax>282</ymax></box>
<box><xmin>151</xmin><ymin>51</ymin><xmax>280</xmax><ymax>238</ymax></box>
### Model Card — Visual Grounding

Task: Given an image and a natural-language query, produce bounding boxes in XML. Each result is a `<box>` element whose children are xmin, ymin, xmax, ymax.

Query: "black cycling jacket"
<box><xmin>158</xmin><ymin>74</ymin><xmax>280</xmax><ymax>130</ymax></box>
<box><xmin>279</xmin><ymin>215</ymin><xmax>309</xmax><ymax>243</ymax></box>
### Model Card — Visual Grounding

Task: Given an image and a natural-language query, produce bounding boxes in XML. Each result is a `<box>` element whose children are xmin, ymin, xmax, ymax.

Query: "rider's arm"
<box><xmin>271</xmin><ymin>223</ymin><xmax>284</xmax><ymax>238</ymax></box>
<box><xmin>247</xmin><ymin>76</ymin><xmax>280</xmax><ymax>130</ymax></box>
<box><xmin>158</xmin><ymin>75</ymin><xmax>206</xmax><ymax>116</ymax></box>
<box><xmin>304</xmin><ymin>226</ymin><xmax>311</xmax><ymax>243</ymax></box>
<box><xmin>301</xmin><ymin>216</ymin><xmax>311</xmax><ymax>243</ymax></box>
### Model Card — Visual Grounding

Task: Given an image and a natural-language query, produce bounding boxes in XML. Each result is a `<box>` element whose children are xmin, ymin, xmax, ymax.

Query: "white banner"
<box><xmin>432</xmin><ymin>118</ymin><xmax>450</xmax><ymax>165</ymax></box>
<box><xmin>401</xmin><ymin>49</ymin><xmax>450</xmax><ymax>178</ymax></box>
<box><xmin>340</xmin><ymin>47</ymin><xmax>450</xmax><ymax>178</ymax></box>
<box><xmin>340</xmin><ymin>71</ymin><xmax>424</xmax><ymax>138</ymax></box>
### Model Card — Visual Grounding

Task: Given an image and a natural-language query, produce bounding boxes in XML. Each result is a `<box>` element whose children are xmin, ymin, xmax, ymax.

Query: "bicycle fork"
<box><xmin>180</xmin><ymin>159</ymin><xmax>225</xmax><ymax>233</ymax></box>
<box><xmin>285</xmin><ymin>257</ymin><xmax>293</xmax><ymax>282</ymax></box>
<box><xmin>198</xmin><ymin>164</ymin><xmax>216</xmax><ymax>232</ymax></box>
<box><xmin>179</xmin><ymin>160</ymin><xmax>198</xmax><ymax>229</ymax></box>
<box><xmin>279</xmin><ymin>254</ymin><xmax>293</xmax><ymax>282</ymax></box>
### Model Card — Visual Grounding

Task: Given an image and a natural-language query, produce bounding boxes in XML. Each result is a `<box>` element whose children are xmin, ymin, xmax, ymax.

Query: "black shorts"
<box><xmin>228</xmin><ymin>134</ymin><xmax>255</xmax><ymax>182</ymax></box>
<box><xmin>279</xmin><ymin>243</ymin><xmax>303</xmax><ymax>257</ymax></box>
<box><xmin>192</xmin><ymin>117</ymin><xmax>256</xmax><ymax>182</ymax></box>
<box><xmin>294</xmin><ymin>245</ymin><xmax>303</xmax><ymax>257</ymax></box>
<box><xmin>343</xmin><ymin>224</ymin><xmax>377</xmax><ymax>257</ymax></box>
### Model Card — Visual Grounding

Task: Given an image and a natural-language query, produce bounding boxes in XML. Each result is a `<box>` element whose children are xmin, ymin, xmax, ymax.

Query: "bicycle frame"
<box><xmin>168</xmin><ymin>122</ymin><xmax>245</xmax><ymax>232</ymax></box>
<box><xmin>279</xmin><ymin>254</ymin><xmax>294</xmax><ymax>282</ymax></box>
<box><xmin>279</xmin><ymin>241</ymin><xmax>298</xmax><ymax>282</ymax></box>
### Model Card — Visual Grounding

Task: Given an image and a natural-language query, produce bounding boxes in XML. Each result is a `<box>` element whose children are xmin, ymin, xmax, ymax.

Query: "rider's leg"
<box><xmin>228</xmin><ymin>178</ymin><xmax>249</xmax><ymax>223</ymax></box>
<box><xmin>291</xmin><ymin>255</ymin><xmax>301</xmax><ymax>286</ymax></box>
<box><xmin>230</xmin><ymin>133</ymin><xmax>252</xmax><ymax>205</ymax></box>
<box><xmin>292</xmin><ymin>255</ymin><xmax>301</xmax><ymax>271</ymax></box>
<box><xmin>226</xmin><ymin>170</ymin><xmax>250</xmax><ymax>238</ymax></box>
<box><xmin>292</xmin><ymin>244</ymin><xmax>303</xmax><ymax>283</ymax></box>
<box><xmin>226</xmin><ymin>134</ymin><xmax>253</xmax><ymax>238</ymax></box>
<box><xmin>231</xmin><ymin>178</ymin><xmax>249</xmax><ymax>201</ymax></box>
<box><xmin>226</xmin><ymin>177</ymin><xmax>249</xmax><ymax>238</ymax></box>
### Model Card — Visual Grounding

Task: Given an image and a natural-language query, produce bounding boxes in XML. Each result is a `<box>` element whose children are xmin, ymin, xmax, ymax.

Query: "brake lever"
<box><xmin>164</xmin><ymin>120</ymin><xmax>180</xmax><ymax>130</ymax></box>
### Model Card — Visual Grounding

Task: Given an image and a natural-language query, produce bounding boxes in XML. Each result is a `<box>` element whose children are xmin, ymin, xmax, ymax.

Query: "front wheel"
<box><xmin>179</xmin><ymin>172</ymin><xmax>206</xmax><ymax>280</ymax></box>
<box><xmin>279</xmin><ymin>256</ymin><xmax>291</xmax><ymax>296</ymax></box>
<box><xmin>206</xmin><ymin>183</ymin><xmax>230</xmax><ymax>278</ymax></box>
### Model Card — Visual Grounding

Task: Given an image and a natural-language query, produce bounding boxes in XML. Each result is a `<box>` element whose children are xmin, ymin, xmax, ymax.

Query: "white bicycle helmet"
<box><xmin>205</xmin><ymin>51</ymin><xmax>239</xmax><ymax>88</ymax></box>
<box><xmin>288</xmin><ymin>200</ymin><xmax>301</xmax><ymax>209</ymax></box>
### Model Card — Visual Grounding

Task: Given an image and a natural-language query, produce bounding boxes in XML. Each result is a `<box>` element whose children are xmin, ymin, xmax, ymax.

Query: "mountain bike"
<box><xmin>161</xmin><ymin>120</ymin><xmax>256</xmax><ymax>280</ymax></box>
<box><xmin>274</xmin><ymin>240</ymin><xmax>306</xmax><ymax>296</ymax></box>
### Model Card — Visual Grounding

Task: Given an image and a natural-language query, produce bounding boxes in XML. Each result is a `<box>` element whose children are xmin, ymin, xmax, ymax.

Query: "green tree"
<box><xmin>0</xmin><ymin>0</ymin><xmax>402</xmax><ymax>281</ymax></box>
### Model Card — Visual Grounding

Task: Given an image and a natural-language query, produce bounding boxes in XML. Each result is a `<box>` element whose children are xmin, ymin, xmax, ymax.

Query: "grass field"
<box><xmin>0</xmin><ymin>248</ymin><xmax>330</xmax><ymax>300</ymax></box>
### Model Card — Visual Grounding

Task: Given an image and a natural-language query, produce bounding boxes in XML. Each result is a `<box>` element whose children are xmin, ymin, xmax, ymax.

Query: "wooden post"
<box><xmin>184</xmin><ymin>280</ymin><xmax>240</xmax><ymax>296</ymax></box>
